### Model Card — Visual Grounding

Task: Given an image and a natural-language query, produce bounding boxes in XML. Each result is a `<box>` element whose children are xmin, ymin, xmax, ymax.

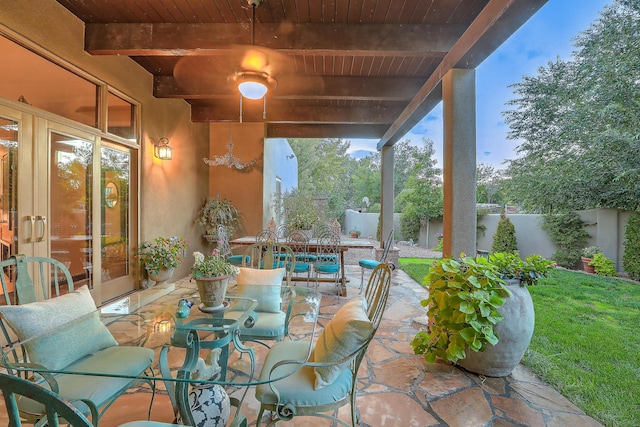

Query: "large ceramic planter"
<box><xmin>147</xmin><ymin>268</ymin><xmax>174</xmax><ymax>286</ymax></box>
<box><xmin>188</xmin><ymin>383</ymin><xmax>231</xmax><ymax>427</ymax></box>
<box><xmin>195</xmin><ymin>276</ymin><xmax>230</xmax><ymax>312</ymax></box>
<box><xmin>581</xmin><ymin>256</ymin><xmax>595</xmax><ymax>274</ymax></box>
<box><xmin>457</xmin><ymin>279</ymin><xmax>534</xmax><ymax>377</ymax></box>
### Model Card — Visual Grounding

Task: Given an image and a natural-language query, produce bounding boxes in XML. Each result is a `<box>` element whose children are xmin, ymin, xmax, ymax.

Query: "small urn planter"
<box><xmin>457</xmin><ymin>279</ymin><xmax>535</xmax><ymax>377</ymax></box>
<box><xmin>147</xmin><ymin>268</ymin><xmax>175</xmax><ymax>286</ymax></box>
<box><xmin>581</xmin><ymin>256</ymin><xmax>595</xmax><ymax>274</ymax></box>
<box><xmin>195</xmin><ymin>276</ymin><xmax>230</xmax><ymax>312</ymax></box>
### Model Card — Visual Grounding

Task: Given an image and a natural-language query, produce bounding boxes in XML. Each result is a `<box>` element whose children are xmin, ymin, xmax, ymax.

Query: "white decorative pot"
<box><xmin>188</xmin><ymin>383</ymin><xmax>231</xmax><ymax>427</ymax></box>
<box><xmin>147</xmin><ymin>268</ymin><xmax>174</xmax><ymax>286</ymax></box>
<box><xmin>457</xmin><ymin>280</ymin><xmax>535</xmax><ymax>377</ymax></box>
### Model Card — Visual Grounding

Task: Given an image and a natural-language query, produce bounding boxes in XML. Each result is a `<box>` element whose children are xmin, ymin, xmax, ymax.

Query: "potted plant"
<box><xmin>589</xmin><ymin>253</ymin><xmax>618</xmax><ymax>276</ymax></box>
<box><xmin>581</xmin><ymin>246</ymin><xmax>601</xmax><ymax>274</ymax></box>
<box><xmin>137</xmin><ymin>236</ymin><xmax>188</xmax><ymax>285</ymax></box>
<box><xmin>191</xmin><ymin>250</ymin><xmax>240</xmax><ymax>312</ymax></box>
<box><xmin>412</xmin><ymin>252</ymin><xmax>555</xmax><ymax>377</ymax></box>
<box><xmin>456</xmin><ymin>251</ymin><xmax>554</xmax><ymax>376</ymax></box>
<box><xmin>349</xmin><ymin>229</ymin><xmax>361</xmax><ymax>238</ymax></box>
<box><xmin>411</xmin><ymin>254</ymin><xmax>510</xmax><ymax>365</ymax></box>
<box><xmin>195</xmin><ymin>194</ymin><xmax>242</xmax><ymax>241</ymax></box>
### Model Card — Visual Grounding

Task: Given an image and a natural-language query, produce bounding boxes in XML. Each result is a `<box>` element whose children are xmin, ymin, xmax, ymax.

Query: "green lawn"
<box><xmin>398</xmin><ymin>258</ymin><xmax>640</xmax><ymax>427</ymax></box>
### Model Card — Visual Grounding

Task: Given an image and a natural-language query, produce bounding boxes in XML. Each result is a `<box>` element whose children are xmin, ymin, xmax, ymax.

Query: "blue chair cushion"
<box><xmin>255</xmin><ymin>340</ymin><xmax>353</xmax><ymax>407</ymax></box>
<box><xmin>227</xmin><ymin>310</ymin><xmax>286</xmax><ymax>338</ymax></box>
<box><xmin>316</xmin><ymin>263</ymin><xmax>339</xmax><ymax>274</ymax></box>
<box><xmin>358</xmin><ymin>259</ymin><xmax>380</xmax><ymax>270</ymax></box>
<box><xmin>295</xmin><ymin>253</ymin><xmax>317</xmax><ymax>262</ymax></box>
<box><xmin>18</xmin><ymin>345</ymin><xmax>154</xmax><ymax>416</ymax></box>
<box><xmin>228</xmin><ymin>255</ymin><xmax>248</xmax><ymax>265</ymax></box>
<box><xmin>289</xmin><ymin>262</ymin><xmax>311</xmax><ymax>273</ymax></box>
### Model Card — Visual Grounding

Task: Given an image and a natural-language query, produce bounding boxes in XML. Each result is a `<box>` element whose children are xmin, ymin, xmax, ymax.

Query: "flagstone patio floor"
<box><xmin>95</xmin><ymin>264</ymin><xmax>603</xmax><ymax>427</ymax></box>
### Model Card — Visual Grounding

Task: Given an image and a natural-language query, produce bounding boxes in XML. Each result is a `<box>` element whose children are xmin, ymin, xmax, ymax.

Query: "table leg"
<box><xmin>339</xmin><ymin>249</ymin><xmax>347</xmax><ymax>297</ymax></box>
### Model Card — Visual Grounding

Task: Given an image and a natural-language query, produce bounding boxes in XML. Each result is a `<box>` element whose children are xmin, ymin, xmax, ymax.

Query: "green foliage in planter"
<box><xmin>542</xmin><ymin>212</ymin><xmax>589</xmax><ymax>269</ymax></box>
<box><xmin>582</xmin><ymin>246</ymin><xmax>602</xmax><ymax>258</ymax></box>
<box><xmin>489</xmin><ymin>251</ymin><xmax>556</xmax><ymax>286</ymax></box>
<box><xmin>589</xmin><ymin>253</ymin><xmax>618</xmax><ymax>277</ymax></box>
<box><xmin>491</xmin><ymin>211</ymin><xmax>517</xmax><ymax>253</ymax></box>
<box><xmin>622</xmin><ymin>212</ymin><xmax>640</xmax><ymax>280</ymax></box>
<box><xmin>137</xmin><ymin>236</ymin><xmax>188</xmax><ymax>274</ymax></box>
<box><xmin>195</xmin><ymin>194</ymin><xmax>242</xmax><ymax>235</ymax></box>
<box><xmin>411</xmin><ymin>255</ymin><xmax>511</xmax><ymax>364</ymax></box>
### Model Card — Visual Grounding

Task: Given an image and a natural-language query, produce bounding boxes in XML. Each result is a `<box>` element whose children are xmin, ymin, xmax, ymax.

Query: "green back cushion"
<box><xmin>312</xmin><ymin>295</ymin><xmax>373</xmax><ymax>389</ymax></box>
<box><xmin>0</xmin><ymin>285</ymin><xmax>117</xmax><ymax>370</ymax></box>
<box><xmin>236</xmin><ymin>267</ymin><xmax>285</xmax><ymax>312</ymax></box>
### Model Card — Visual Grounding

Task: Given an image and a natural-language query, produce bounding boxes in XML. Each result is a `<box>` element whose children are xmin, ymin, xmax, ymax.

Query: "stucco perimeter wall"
<box><xmin>344</xmin><ymin>210</ymin><xmax>403</xmax><ymax>240</ymax></box>
<box><xmin>263</xmin><ymin>139</ymin><xmax>298</xmax><ymax>229</ymax></box>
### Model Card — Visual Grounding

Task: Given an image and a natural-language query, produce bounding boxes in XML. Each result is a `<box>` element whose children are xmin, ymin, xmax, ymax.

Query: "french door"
<box><xmin>0</xmin><ymin>101</ymin><xmax>136</xmax><ymax>305</ymax></box>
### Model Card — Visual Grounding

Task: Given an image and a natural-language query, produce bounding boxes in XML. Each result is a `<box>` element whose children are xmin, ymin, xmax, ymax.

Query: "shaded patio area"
<box><xmin>96</xmin><ymin>260</ymin><xmax>603</xmax><ymax>427</ymax></box>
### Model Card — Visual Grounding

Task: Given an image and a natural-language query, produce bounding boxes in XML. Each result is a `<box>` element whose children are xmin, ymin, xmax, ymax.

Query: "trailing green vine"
<box><xmin>542</xmin><ymin>212</ymin><xmax>589</xmax><ymax>269</ymax></box>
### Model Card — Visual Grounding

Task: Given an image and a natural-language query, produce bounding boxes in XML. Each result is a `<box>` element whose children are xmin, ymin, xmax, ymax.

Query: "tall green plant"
<box><xmin>542</xmin><ymin>212</ymin><xmax>589</xmax><ymax>269</ymax></box>
<box><xmin>491</xmin><ymin>211</ymin><xmax>517</xmax><ymax>253</ymax></box>
<box><xmin>622</xmin><ymin>212</ymin><xmax>640</xmax><ymax>280</ymax></box>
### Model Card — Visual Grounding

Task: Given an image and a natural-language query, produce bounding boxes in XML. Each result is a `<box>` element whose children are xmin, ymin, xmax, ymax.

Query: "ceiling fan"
<box><xmin>173</xmin><ymin>0</ymin><xmax>321</xmax><ymax>120</ymax></box>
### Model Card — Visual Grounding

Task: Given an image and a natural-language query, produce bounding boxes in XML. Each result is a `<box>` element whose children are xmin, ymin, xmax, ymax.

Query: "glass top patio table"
<box><xmin>1</xmin><ymin>284</ymin><xmax>322</xmax><ymax>426</ymax></box>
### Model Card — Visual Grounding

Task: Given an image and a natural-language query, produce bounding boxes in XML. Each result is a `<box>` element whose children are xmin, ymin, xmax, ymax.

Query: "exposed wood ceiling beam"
<box><xmin>190</xmin><ymin>102</ymin><xmax>403</xmax><ymax>123</ymax></box>
<box><xmin>85</xmin><ymin>23</ymin><xmax>465</xmax><ymax>56</ymax></box>
<box><xmin>267</xmin><ymin>123</ymin><xmax>389</xmax><ymax>139</ymax></box>
<box><xmin>378</xmin><ymin>0</ymin><xmax>548</xmax><ymax>149</ymax></box>
<box><xmin>155</xmin><ymin>76</ymin><xmax>426</xmax><ymax>101</ymax></box>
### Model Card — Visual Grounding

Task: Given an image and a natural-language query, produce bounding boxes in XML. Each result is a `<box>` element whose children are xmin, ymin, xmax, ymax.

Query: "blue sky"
<box><xmin>348</xmin><ymin>0</ymin><xmax>612</xmax><ymax>169</ymax></box>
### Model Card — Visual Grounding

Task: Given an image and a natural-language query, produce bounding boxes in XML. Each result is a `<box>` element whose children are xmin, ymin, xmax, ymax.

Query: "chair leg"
<box><xmin>360</xmin><ymin>267</ymin><xmax>365</xmax><ymax>291</ymax></box>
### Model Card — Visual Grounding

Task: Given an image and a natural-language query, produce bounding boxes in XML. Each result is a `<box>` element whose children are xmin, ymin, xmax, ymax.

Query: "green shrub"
<box><xmin>622</xmin><ymin>212</ymin><xmax>640</xmax><ymax>280</ymax></box>
<box><xmin>400</xmin><ymin>203</ymin><xmax>420</xmax><ymax>241</ymax></box>
<box><xmin>542</xmin><ymin>212</ymin><xmax>589</xmax><ymax>270</ymax></box>
<box><xmin>589</xmin><ymin>253</ymin><xmax>617</xmax><ymax>277</ymax></box>
<box><xmin>491</xmin><ymin>211</ymin><xmax>517</xmax><ymax>253</ymax></box>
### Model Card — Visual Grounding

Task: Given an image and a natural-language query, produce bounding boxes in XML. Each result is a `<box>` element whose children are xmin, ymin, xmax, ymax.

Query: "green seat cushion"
<box><xmin>0</xmin><ymin>285</ymin><xmax>117</xmax><ymax>370</ymax></box>
<box><xmin>17</xmin><ymin>345</ymin><xmax>154</xmax><ymax>416</ymax></box>
<box><xmin>255</xmin><ymin>340</ymin><xmax>353</xmax><ymax>407</ymax></box>
<box><xmin>358</xmin><ymin>259</ymin><xmax>380</xmax><ymax>269</ymax></box>
<box><xmin>226</xmin><ymin>310</ymin><xmax>286</xmax><ymax>338</ymax></box>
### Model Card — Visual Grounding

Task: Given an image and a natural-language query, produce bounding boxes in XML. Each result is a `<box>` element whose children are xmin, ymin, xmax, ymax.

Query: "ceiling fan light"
<box><xmin>238</xmin><ymin>80</ymin><xmax>268</xmax><ymax>99</ymax></box>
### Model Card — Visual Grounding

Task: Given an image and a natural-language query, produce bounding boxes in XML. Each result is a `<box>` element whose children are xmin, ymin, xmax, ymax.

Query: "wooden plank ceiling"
<box><xmin>55</xmin><ymin>0</ymin><xmax>547</xmax><ymax>145</ymax></box>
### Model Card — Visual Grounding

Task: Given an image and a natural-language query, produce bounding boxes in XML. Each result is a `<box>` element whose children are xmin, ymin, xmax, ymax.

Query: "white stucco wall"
<box><xmin>263</xmin><ymin>138</ymin><xmax>297</xmax><ymax>228</ymax></box>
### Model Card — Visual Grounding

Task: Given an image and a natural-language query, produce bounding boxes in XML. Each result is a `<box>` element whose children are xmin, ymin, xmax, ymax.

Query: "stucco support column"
<box><xmin>380</xmin><ymin>145</ymin><xmax>394</xmax><ymax>249</ymax></box>
<box><xmin>442</xmin><ymin>68</ymin><xmax>477</xmax><ymax>258</ymax></box>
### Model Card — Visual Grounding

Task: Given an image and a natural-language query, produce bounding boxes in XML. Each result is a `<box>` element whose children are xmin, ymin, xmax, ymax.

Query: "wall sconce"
<box><xmin>154</xmin><ymin>319</ymin><xmax>172</xmax><ymax>333</ymax></box>
<box><xmin>154</xmin><ymin>137</ymin><xmax>173</xmax><ymax>160</ymax></box>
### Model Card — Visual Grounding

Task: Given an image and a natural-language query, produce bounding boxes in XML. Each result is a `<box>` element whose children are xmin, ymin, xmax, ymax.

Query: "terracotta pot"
<box><xmin>581</xmin><ymin>256</ymin><xmax>595</xmax><ymax>274</ymax></box>
<box><xmin>147</xmin><ymin>268</ymin><xmax>174</xmax><ymax>286</ymax></box>
<box><xmin>457</xmin><ymin>279</ymin><xmax>534</xmax><ymax>377</ymax></box>
<box><xmin>195</xmin><ymin>276</ymin><xmax>230</xmax><ymax>309</ymax></box>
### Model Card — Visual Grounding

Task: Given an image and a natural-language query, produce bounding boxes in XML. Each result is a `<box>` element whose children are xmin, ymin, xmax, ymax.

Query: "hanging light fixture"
<box><xmin>203</xmin><ymin>125</ymin><xmax>257</xmax><ymax>169</ymax></box>
<box><xmin>236</xmin><ymin>71</ymin><xmax>272</xmax><ymax>100</ymax></box>
<box><xmin>154</xmin><ymin>137</ymin><xmax>172</xmax><ymax>160</ymax></box>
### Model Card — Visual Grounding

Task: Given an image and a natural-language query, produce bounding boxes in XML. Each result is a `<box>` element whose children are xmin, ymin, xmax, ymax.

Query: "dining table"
<box><xmin>1</xmin><ymin>282</ymin><xmax>322</xmax><ymax>427</ymax></box>
<box><xmin>229</xmin><ymin>235</ymin><xmax>374</xmax><ymax>296</ymax></box>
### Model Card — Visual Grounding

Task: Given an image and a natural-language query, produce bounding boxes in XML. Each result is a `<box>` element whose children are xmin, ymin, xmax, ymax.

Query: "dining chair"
<box><xmin>256</xmin><ymin>229</ymin><xmax>278</xmax><ymax>243</ymax></box>
<box><xmin>276</xmin><ymin>224</ymin><xmax>290</xmax><ymax>241</ymax></box>
<box><xmin>254</xmin><ymin>263</ymin><xmax>393</xmax><ymax>427</ymax></box>
<box><xmin>0</xmin><ymin>372</ymin><xmax>181</xmax><ymax>427</ymax></box>
<box><xmin>215</xmin><ymin>224</ymin><xmax>247</xmax><ymax>266</ymax></box>
<box><xmin>0</xmin><ymin>256</ymin><xmax>156</xmax><ymax>426</ymax></box>
<box><xmin>313</xmin><ymin>233</ymin><xmax>341</xmax><ymax>292</ymax></box>
<box><xmin>358</xmin><ymin>229</ymin><xmax>394</xmax><ymax>290</ymax></box>
<box><xmin>285</xmin><ymin>230</ymin><xmax>314</xmax><ymax>285</ymax></box>
<box><xmin>233</xmin><ymin>242</ymin><xmax>297</xmax><ymax>347</ymax></box>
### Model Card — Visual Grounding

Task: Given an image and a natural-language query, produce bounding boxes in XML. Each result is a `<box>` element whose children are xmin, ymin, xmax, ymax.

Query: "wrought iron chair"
<box><xmin>256</xmin><ymin>229</ymin><xmax>278</xmax><ymax>243</ymax></box>
<box><xmin>0</xmin><ymin>255</ymin><xmax>155</xmax><ymax>426</ymax></box>
<box><xmin>285</xmin><ymin>230</ymin><xmax>314</xmax><ymax>285</ymax></box>
<box><xmin>358</xmin><ymin>229</ymin><xmax>395</xmax><ymax>290</ymax></box>
<box><xmin>0</xmin><ymin>373</ymin><xmax>181</xmax><ymax>427</ymax></box>
<box><xmin>232</xmin><ymin>242</ymin><xmax>297</xmax><ymax>346</ymax></box>
<box><xmin>254</xmin><ymin>263</ymin><xmax>393</xmax><ymax>427</ymax></box>
<box><xmin>313</xmin><ymin>233</ymin><xmax>341</xmax><ymax>292</ymax></box>
<box><xmin>215</xmin><ymin>224</ymin><xmax>247</xmax><ymax>266</ymax></box>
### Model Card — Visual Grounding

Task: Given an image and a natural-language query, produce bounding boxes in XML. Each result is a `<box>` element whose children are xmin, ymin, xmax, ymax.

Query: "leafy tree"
<box><xmin>476</xmin><ymin>163</ymin><xmax>507</xmax><ymax>206</ymax></box>
<box><xmin>503</xmin><ymin>0</ymin><xmax>640</xmax><ymax>212</ymax></box>
<box><xmin>542</xmin><ymin>212</ymin><xmax>589</xmax><ymax>269</ymax></box>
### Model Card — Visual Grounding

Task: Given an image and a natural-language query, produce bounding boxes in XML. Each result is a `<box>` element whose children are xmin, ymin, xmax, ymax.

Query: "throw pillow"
<box><xmin>235</xmin><ymin>267</ymin><xmax>286</xmax><ymax>313</ymax></box>
<box><xmin>0</xmin><ymin>285</ymin><xmax>117</xmax><ymax>370</ymax></box>
<box><xmin>312</xmin><ymin>295</ymin><xmax>374</xmax><ymax>389</ymax></box>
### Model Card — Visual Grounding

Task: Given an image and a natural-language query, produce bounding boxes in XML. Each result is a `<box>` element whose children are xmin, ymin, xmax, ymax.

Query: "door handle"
<box><xmin>25</xmin><ymin>216</ymin><xmax>35</xmax><ymax>243</ymax></box>
<box><xmin>36</xmin><ymin>215</ymin><xmax>47</xmax><ymax>242</ymax></box>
